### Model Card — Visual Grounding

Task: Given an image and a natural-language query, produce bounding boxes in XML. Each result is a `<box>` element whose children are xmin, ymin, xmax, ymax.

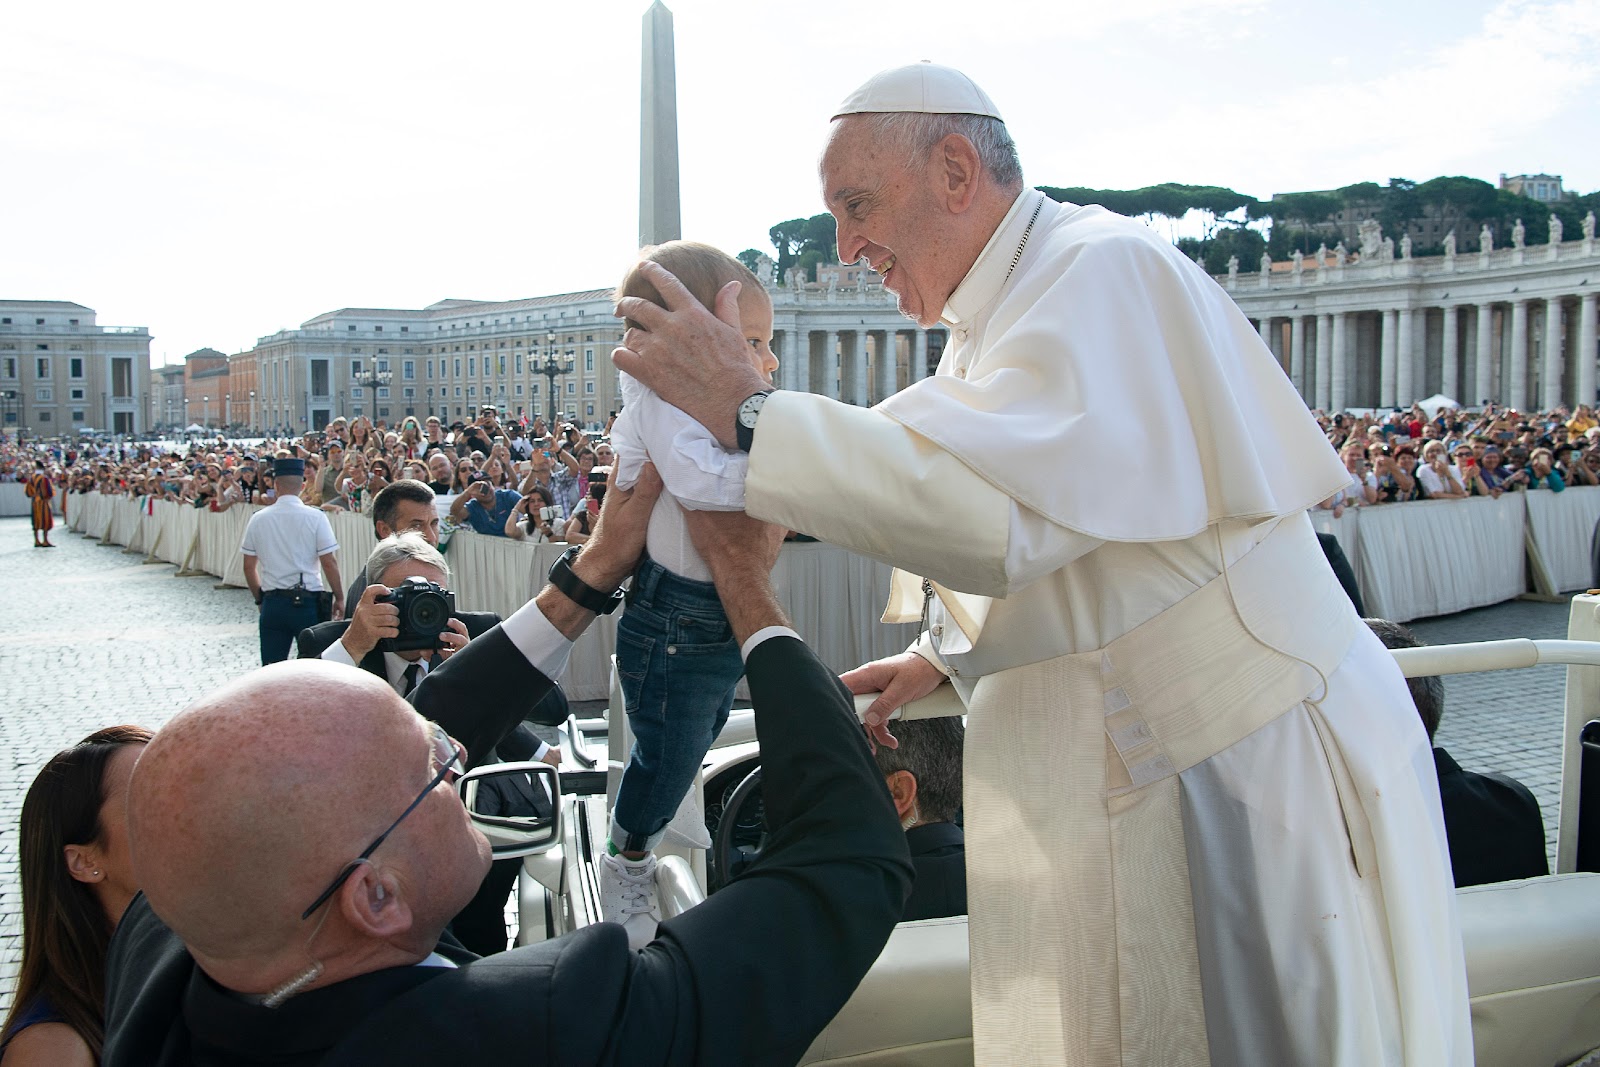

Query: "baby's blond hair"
<box><xmin>616</xmin><ymin>241</ymin><xmax>763</xmax><ymax>331</ymax></box>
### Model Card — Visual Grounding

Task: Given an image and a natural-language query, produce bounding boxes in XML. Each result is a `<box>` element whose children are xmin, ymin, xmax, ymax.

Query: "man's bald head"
<box><xmin>128</xmin><ymin>661</ymin><xmax>488</xmax><ymax>983</ymax></box>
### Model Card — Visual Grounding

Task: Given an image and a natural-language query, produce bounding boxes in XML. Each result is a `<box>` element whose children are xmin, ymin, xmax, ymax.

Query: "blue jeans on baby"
<box><xmin>611</xmin><ymin>556</ymin><xmax>744</xmax><ymax>853</ymax></box>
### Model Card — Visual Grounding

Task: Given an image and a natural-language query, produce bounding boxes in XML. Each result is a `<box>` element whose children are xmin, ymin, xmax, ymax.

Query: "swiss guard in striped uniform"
<box><xmin>25</xmin><ymin>461</ymin><xmax>54</xmax><ymax>548</ymax></box>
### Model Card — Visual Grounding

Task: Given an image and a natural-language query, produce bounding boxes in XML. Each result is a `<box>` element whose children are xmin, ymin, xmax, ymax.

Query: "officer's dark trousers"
<box><xmin>260</xmin><ymin>596</ymin><xmax>319</xmax><ymax>664</ymax></box>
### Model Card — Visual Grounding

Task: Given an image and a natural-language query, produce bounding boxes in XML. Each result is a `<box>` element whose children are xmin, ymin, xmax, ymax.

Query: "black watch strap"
<box><xmin>736</xmin><ymin>391</ymin><xmax>772</xmax><ymax>453</ymax></box>
<box><xmin>548</xmin><ymin>545</ymin><xmax>625</xmax><ymax>615</ymax></box>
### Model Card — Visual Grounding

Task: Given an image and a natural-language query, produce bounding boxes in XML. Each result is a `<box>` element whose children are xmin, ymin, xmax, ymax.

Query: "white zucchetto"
<box><xmin>832</xmin><ymin>61</ymin><xmax>1003</xmax><ymax>121</ymax></box>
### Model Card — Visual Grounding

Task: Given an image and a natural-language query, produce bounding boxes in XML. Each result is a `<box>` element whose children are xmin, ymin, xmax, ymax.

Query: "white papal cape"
<box><xmin>744</xmin><ymin>189</ymin><xmax>1472</xmax><ymax>1065</ymax></box>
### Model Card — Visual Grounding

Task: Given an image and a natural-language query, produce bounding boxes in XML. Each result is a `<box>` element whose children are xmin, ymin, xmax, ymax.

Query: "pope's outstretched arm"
<box><xmin>613</xmin><ymin>262</ymin><xmax>1099</xmax><ymax>600</ymax></box>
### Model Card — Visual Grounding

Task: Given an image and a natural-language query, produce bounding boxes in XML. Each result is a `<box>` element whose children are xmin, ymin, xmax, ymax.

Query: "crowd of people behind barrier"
<box><xmin>1316</xmin><ymin>401</ymin><xmax>1600</xmax><ymax>516</ymax></box>
<box><xmin>0</xmin><ymin>405</ymin><xmax>623</xmax><ymax>544</ymax></box>
<box><xmin>8</xmin><ymin>400</ymin><xmax>1600</xmax><ymax>526</ymax></box>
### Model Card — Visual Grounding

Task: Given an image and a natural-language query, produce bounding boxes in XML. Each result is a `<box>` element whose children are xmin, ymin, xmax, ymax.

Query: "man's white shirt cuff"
<box><xmin>503</xmin><ymin>598</ymin><xmax>576</xmax><ymax>680</ymax></box>
<box><xmin>741</xmin><ymin>625</ymin><xmax>802</xmax><ymax>662</ymax></box>
<box><xmin>321</xmin><ymin>639</ymin><xmax>359</xmax><ymax>668</ymax></box>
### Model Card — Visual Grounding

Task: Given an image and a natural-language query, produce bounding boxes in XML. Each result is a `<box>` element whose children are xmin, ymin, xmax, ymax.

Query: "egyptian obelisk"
<box><xmin>639</xmin><ymin>1</ymin><xmax>681</xmax><ymax>247</ymax></box>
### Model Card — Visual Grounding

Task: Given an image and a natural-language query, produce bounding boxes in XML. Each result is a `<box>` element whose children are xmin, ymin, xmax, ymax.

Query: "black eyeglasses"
<box><xmin>301</xmin><ymin>723</ymin><xmax>465</xmax><ymax>920</ymax></box>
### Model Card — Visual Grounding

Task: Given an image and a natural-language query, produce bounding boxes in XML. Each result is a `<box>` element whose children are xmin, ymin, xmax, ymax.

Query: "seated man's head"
<box><xmin>127</xmin><ymin>662</ymin><xmax>489</xmax><ymax>996</ymax></box>
<box><xmin>367</xmin><ymin>533</ymin><xmax>450</xmax><ymax>663</ymax></box>
<box><xmin>371</xmin><ymin>479</ymin><xmax>440</xmax><ymax>545</ymax></box>
<box><xmin>871</xmin><ymin>717</ymin><xmax>964</xmax><ymax>830</ymax></box>
<box><xmin>1364</xmin><ymin>618</ymin><xmax>1443</xmax><ymax>740</ymax></box>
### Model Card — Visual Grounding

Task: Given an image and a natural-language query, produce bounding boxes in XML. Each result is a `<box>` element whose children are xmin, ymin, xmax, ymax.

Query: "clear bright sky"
<box><xmin>6</xmin><ymin>0</ymin><xmax>1597</xmax><ymax>366</ymax></box>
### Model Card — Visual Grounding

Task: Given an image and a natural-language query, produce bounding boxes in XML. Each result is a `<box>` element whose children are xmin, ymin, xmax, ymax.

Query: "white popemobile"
<box><xmin>457</xmin><ymin>605</ymin><xmax>1600</xmax><ymax>1067</ymax></box>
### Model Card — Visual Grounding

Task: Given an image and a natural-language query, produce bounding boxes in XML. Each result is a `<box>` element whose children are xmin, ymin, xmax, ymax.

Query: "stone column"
<box><xmin>1475</xmin><ymin>304</ymin><xmax>1494</xmax><ymax>404</ymax></box>
<box><xmin>1543</xmin><ymin>297</ymin><xmax>1565</xmax><ymax>411</ymax></box>
<box><xmin>1258</xmin><ymin>316</ymin><xmax>1274</xmax><ymax>357</ymax></box>
<box><xmin>912</xmin><ymin>330</ymin><xmax>929</xmax><ymax>382</ymax></box>
<box><xmin>1396</xmin><ymin>307</ymin><xmax>1416</xmax><ymax>406</ymax></box>
<box><xmin>1289</xmin><ymin>316</ymin><xmax>1307</xmax><ymax>397</ymax></box>
<box><xmin>851</xmin><ymin>330</ymin><xmax>869</xmax><ymax>405</ymax></box>
<box><xmin>823</xmin><ymin>330</ymin><xmax>840</xmax><ymax>399</ymax></box>
<box><xmin>1330</xmin><ymin>312</ymin><xmax>1349</xmax><ymax>412</ymax></box>
<box><xmin>1509</xmin><ymin>301</ymin><xmax>1530</xmax><ymax>410</ymax></box>
<box><xmin>1379</xmin><ymin>309</ymin><xmax>1398</xmax><ymax>407</ymax></box>
<box><xmin>1441</xmin><ymin>306</ymin><xmax>1459</xmax><ymax>402</ymax></box>
<box><xmin>1579</xmin><ymin>294</ymin><xmax>1598</xmax><ymax>407</ymax></box>
<box><xmin>1314</xmin><ymin>314</ymin><xmax>1332</xmax><ymax>410</ymax></box>
<box><xmin>875</xmin><ymin>330</ymin><xmax>896</xmax><ymax>400</ymax></box>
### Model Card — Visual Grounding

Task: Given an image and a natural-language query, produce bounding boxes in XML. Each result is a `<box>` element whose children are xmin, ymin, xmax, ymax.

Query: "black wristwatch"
<box><xmin>548</xmin><ymin>545</ymin><xmax>625</xmax><ymax>615</ymax></box>
<box><xmin>735</xmin><ymin>391</ymin><xmax>772</xmax><ymax>453</ymax></box>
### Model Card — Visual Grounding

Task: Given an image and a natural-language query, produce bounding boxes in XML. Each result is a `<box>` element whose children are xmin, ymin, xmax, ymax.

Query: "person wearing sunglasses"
<box><xmin>102</xmin><ymin>464</ymin><xmax>911</xmax><ymax>1066</ymax></box>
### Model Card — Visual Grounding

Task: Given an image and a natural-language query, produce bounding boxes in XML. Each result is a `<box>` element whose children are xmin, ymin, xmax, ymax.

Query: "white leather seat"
<box><xmin>1458</xmin><ymin>872</ymin><xmax>1600</xmax><ymax>1067</ymax></box>
<box><xmin>799</xmin><ymin>872</ymin><xmax>1600</xmax><ymax>1066</ymax></box>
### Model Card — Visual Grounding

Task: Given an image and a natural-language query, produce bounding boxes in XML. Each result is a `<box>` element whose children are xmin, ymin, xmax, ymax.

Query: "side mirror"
<box><xmin>457</xmin><ymin>761</ymin><xmax>561</xmax><ymax>859</ymax></box>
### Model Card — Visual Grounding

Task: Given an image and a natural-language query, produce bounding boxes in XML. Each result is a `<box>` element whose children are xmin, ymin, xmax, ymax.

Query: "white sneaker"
<box><xmin>599</xmin><ymin>852</ymin><xmax>660</xmax><ymax>950</ymax></box>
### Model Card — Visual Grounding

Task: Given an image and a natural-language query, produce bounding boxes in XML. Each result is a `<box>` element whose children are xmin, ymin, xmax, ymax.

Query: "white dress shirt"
<box><xmin>610</xmin><ymin>373</ymin><xmax>748</xmax><ymax>582</ymax></box>
<box><xmin>319</xmin><ymin>641</ymin><xmax>432</xmax><ymax>693</ymax></box>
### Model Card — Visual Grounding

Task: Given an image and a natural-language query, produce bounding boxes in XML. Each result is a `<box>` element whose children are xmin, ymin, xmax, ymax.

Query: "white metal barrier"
<box><xmin>65</xmin><ymin>492</ymin><xmax>919</xmax><ymax>699</ymax></box>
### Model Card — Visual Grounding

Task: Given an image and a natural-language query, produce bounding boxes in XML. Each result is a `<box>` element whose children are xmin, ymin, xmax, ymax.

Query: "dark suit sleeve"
<box><xmin>102</xmin><ymin>895</ymin><xmax>195</xmax><ymax>1067</ymax></box>
<box><xmin>553</xmin><ymin>635</ymin><xmax>913</xmax><ymax>1066</ymax></box>
<box><xmin>409</xmin><ymin>623</ymin><xmax>557</xmax><ymax>769</ymax></box>
<box><xmin>295</xmin><ymin>620</ymin><xmax>351</xmax><ymax>660</ymax></box>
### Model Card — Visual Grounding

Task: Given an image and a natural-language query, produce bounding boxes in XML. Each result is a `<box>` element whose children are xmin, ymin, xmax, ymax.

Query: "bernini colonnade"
<box><xmin>1222</xmin><ymin>221</ymin><xmax>1600</xmax><ymax>412</ymax></box>
<box><xmin>767</xmin><ymin>273</ymin><xmax>946</xmax><ymax>404</ymax></box>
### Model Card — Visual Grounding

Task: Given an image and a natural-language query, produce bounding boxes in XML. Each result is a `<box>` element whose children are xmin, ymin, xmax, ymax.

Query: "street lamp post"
<box><xmin>537</xmin><ymin>334</ymin><xmax>573</xmax><ymax>431</ymax></box>
<box><xmin>202</xmin><ymin>395</ymin><xmax>210</xmax><ymax>429</ymax></box>
<box><xmin>224</xmin><ymin>392</ymin><xmax>231</xmax><ymax>429</ymax></box>
<box><xmin>249</xmin><ymin>390</ymin><xmax>256</xmax><ymax>436</ymax></box>
<box><xmin>183</xmin><ymin>397</ymin><xmax>190</xmax><ymax>437</ymax></box>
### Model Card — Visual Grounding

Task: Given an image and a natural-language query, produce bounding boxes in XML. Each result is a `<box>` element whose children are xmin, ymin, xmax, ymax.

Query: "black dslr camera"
<box><xmin>376</xmin><ymin>576</ymin><xmax>457</xmax><ymax>653</ymax></box>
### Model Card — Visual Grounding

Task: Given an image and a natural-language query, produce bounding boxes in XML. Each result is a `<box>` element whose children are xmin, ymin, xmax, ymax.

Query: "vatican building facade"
<box><xmin>1222</xmin><ymin>214</ymin><xmax>1599</xmax><ymax>413</ymax></box>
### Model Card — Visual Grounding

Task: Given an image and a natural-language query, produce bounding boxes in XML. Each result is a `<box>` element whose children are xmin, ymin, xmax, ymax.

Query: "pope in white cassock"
<box><xmin>615</xmin><ymin>63</ymin><xmax>1472</xmax><ymax>1066</ymax></box>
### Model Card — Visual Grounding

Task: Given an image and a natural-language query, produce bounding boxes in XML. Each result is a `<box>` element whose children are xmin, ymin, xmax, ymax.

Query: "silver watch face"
<box><xmin>738</xmin><ymin>391</ymin><xmax>769</xmax><ymax>428</ymax></box>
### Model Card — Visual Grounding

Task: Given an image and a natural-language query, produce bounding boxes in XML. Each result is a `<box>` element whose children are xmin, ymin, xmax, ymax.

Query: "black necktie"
<box><xmin>402</xmin><ymin>663</ymin><xmax>422</xmax><ymax>697</ymax></box>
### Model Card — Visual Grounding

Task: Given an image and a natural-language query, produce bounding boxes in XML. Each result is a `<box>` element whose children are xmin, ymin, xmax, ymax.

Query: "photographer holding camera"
<box><xmin>561</xmin><ymin>466</ymin><xmax>609</xmax><ymax>545</ymax></box>
<box><xmin>302</xmin><ymin>534</ymin><xmax>473</xmax><ymax>688</ymax></box>
<box><xmin>505</xmin><ymin>482</ymin><xmax>564</xmax><ymax>543</ymax></box>
<box><xmin>448</xmin><ymin>471</ymin><xmax>521</xmax><ymax>537</ymax></box>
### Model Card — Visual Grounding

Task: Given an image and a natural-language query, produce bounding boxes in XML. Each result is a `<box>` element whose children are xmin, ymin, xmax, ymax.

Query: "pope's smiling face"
<box><xmin>820</xmin><ymin>116</ymin><xmax>969</xmax><ymax>328</ymax></box>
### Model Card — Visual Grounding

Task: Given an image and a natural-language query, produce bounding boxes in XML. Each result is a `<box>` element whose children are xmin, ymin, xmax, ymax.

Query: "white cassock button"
<box><xmin>955</xmin><ymin>367</ymin><xmax>967</xmax><ymax>379</ymax></box>
<box><xmin>931</xmin><ymin>623</ymin><xmax>943</xmax><ymax>637</ymax></box>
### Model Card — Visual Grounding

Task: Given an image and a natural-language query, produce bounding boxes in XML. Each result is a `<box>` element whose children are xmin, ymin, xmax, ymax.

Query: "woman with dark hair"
<box><xmin>451</xmin><ymin>457</ymin><xmax>474</xmax><ymax>494</ymax></box>
<box><xmin>349</xmin><ymin>415</ymin><xmax>373</xmax><ymax>451</ymax></box>
<box><xmin>1</xmin><ymin>725</ymin><xmax>153</xmax><ymax>1065</ymax></box>
<box><xmin>504</xmin><ymin>481</ymin><xmax>562</xmax><ymax>542</ymax></box>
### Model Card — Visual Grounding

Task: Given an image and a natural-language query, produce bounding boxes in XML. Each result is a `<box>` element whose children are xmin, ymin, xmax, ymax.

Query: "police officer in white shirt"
<box><xmin>240</xmin><ymin>456</ymin><xmax>344</xmax><ymax>665</ymax></box>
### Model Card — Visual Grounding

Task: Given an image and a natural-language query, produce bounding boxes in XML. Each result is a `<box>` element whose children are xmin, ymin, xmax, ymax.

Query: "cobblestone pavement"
<box><xmin>0</xmin><ymin>517</ymin><xmax>261</xmax><ymax>1011</ymax></box>
<box><xmin>0</xmin><ymin>516</ymin><xmax>1577</xmax><ymax>1013</ymax></box>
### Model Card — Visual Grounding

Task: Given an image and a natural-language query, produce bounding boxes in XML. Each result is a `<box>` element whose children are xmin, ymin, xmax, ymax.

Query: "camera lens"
<box><xmin>408</xmin><ymin>591</ymin><xmax>448</xmax><ymax>632</ymax></box>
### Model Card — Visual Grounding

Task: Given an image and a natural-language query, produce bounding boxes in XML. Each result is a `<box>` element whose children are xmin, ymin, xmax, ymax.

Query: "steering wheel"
<box><xmin>708</xmin><ymin>765</ymin><xmax>764</xmax><ymax>894</ymax></box>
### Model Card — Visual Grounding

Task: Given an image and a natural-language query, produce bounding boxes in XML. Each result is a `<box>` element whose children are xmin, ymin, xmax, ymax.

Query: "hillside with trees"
<box><xmin>751</xmin><ymin>178</ymin><xmax>1596</xmax><ymax>280</ymax></box>
<box><xmin>1039</xmin><ymin>177</ymin><xmax>1598</xmax><ymax>274</ymax></box>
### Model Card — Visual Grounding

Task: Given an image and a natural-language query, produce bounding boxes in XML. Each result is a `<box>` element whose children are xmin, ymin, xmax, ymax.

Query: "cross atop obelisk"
<box><xmin>639</xmin><ymin>1</ymin><xmax>681</xmax><ymax>247</ymax></box>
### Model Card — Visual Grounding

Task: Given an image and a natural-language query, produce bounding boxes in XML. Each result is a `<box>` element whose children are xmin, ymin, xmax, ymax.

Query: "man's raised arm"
<box><xmin>411</xmin><ymin>465</ymin><xmax>663</xmax><ymax>766</ymax></box>
<box><xmin>594</xmin><ymin>508</ymin><xmax>912</xmax><ymax>1065</ymax></box>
